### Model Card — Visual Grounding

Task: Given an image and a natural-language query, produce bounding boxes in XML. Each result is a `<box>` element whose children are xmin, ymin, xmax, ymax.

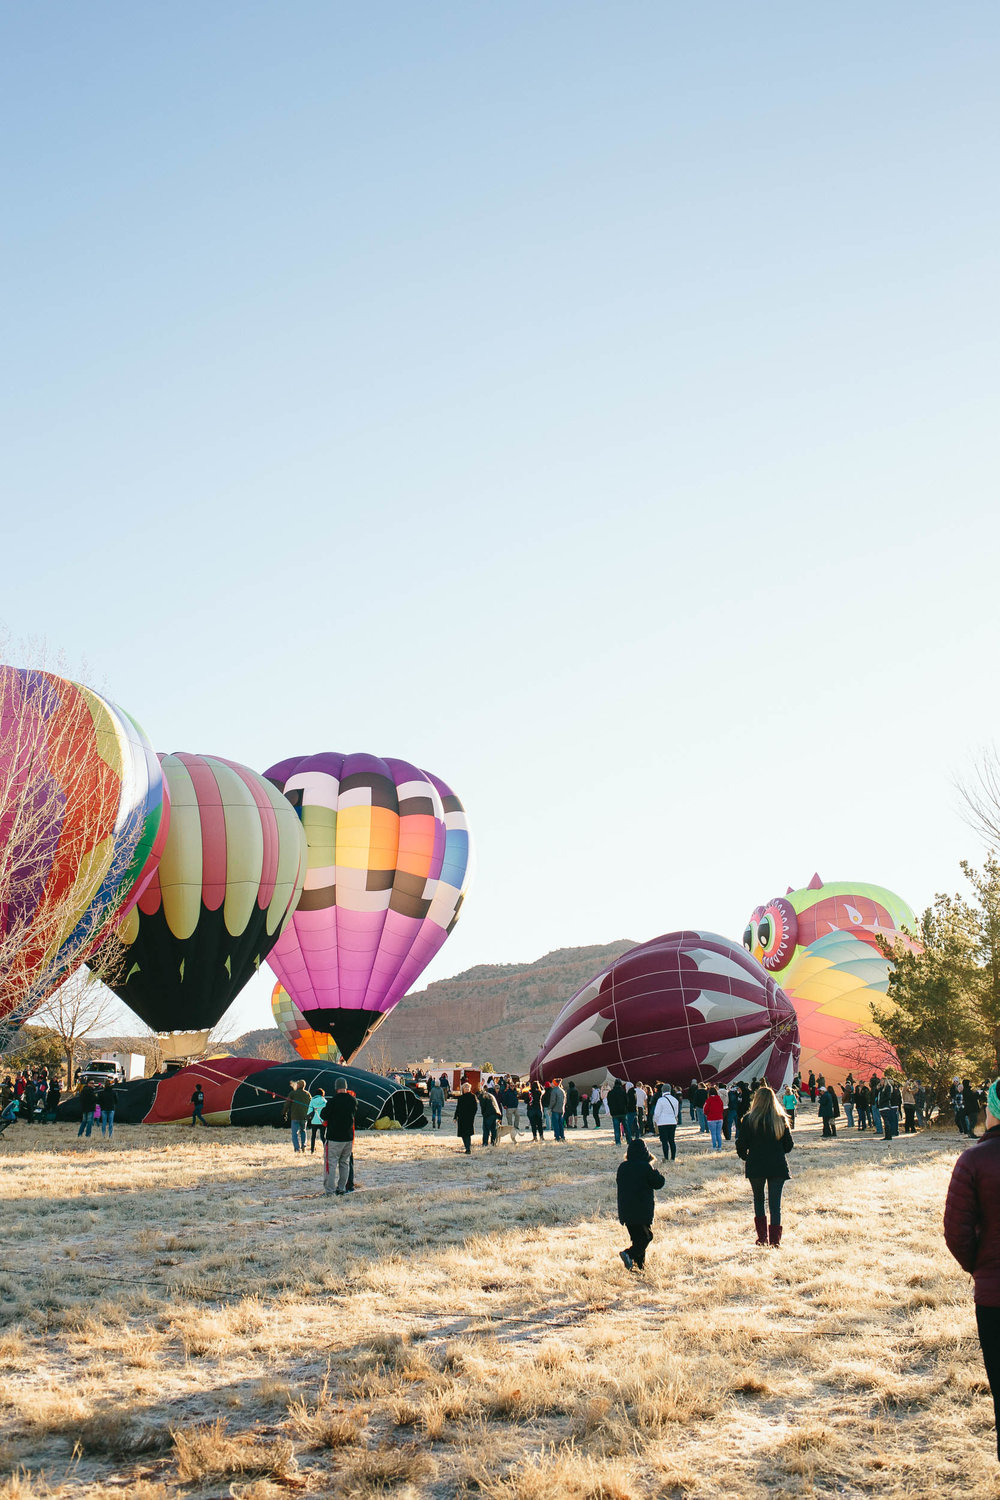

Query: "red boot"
<box><xmin>754</xmin><ymin>1215</ymin><xmax>768</xmax><ymax>1246</ymax></box>
<box><xmin>768</xmin><ymin>1223</ymin><xmax>783</xmax><ymax>1248</ymax></box>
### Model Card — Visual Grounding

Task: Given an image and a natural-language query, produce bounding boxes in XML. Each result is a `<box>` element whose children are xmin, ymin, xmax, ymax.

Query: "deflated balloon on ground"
<box><xmin>55</xmin><ymin>1057</ymin><xmax>426</xmax><ymax>1129</ymax></box>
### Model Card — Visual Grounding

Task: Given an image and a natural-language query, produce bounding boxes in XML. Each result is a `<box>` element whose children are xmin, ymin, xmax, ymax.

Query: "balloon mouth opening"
<box><xmin>303</xmin><ymin>1007</ymin><xmax>388</xmax><ymax>1064</ymax></box>
<box><xmin>156</xmin><ymin>1029</ymin><xmax>212</xmax><ymax>1064</ymax></box>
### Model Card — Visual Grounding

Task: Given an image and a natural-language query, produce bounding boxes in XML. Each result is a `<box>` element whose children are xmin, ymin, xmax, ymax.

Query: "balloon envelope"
<box><xmin>531</xmin><ymin>931</ymin><xmax>799</xmax><ymax>1091</ymax></box>
<box><xmin>57</xmin><ymin>1056</ymin><xmax>426</xmax><ymax>1129</ymax></box>
<box><xmin>742</xmin><ymin>875</ymin><xmax>917</xmax><ymax>1079</ymax></box>
<box><xmin>271</xmin><ymin>982</ymin><xmax>341</xmax><ymax>1064</ymax></box>
<box><xmin>0</xmin><ymin>667</ymin><xmax>168</xmax><ymax>1047</ymax></box>
<box><xmin>264</xmin><ymin>753</ymin><xmax>471</xmax><ymax>1059</ymax></box>
<box><xmin>96</xmin><ymin>752</ymin><xmax>306</xmax><ymax>1044</ymax></box>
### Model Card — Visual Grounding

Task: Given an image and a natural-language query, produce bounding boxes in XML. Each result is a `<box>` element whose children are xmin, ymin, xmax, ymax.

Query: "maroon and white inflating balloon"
<box><xmin>530</xmin><ymin>932</ymin><xmax>799</xmax><ymax>1090</ymax></box>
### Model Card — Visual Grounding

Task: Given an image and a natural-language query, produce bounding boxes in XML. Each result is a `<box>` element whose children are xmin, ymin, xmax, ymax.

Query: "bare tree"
<box><xmin>353</xmin><ymin>1032</ymin><xmax>395</xmax><ymax>1077</ymax></box>
<box><xmin>830</xmin><ymin>1027</ymin><xmax>901</xmax><ymax>1078</ymax></box>
<box><xmin>33</xmin><ymin>969</ymin><xmax>119</xmax><ymax>1085</ymax></box>
<box><xmin>957</xmin><ymin>746</ymin><xmax>1000</xmax><ymax>849</ymax></box>
<box><xmin>0</xmin><ymin>665</ymin><xmax>141</xmax><ymax>1055</ymax></box>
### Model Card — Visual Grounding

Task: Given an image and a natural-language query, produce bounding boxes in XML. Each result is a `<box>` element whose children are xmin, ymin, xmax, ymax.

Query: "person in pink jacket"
<box><xmin>944</xmin><ymin>1078</ymin><xmax>1000</xmax><ymax>1462</ymax></box>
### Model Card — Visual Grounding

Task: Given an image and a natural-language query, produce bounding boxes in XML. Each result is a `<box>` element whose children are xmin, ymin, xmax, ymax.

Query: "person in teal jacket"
<box><xmin>307</xmin><ymin>1088</ymin><xmax>327</xmax><ymax>1153</ymax></box>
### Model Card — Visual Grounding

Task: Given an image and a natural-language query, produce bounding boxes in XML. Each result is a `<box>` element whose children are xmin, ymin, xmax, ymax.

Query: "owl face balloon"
<box><xmin>742</xmin><ymin>874</ymin><xmax>917</xmax><ymax>1079</ymax></box>
<box><xmin>531</xmin><ymin>932</ymin><xmax>799</xmax><ymax>1092</ymax></box>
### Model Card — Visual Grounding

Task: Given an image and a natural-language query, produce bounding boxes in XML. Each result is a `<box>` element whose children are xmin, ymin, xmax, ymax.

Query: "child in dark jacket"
<box><xmin>616</xmin><ymin>1138</ymin><xmax>665</xmax><ymax>1270</ymax></box>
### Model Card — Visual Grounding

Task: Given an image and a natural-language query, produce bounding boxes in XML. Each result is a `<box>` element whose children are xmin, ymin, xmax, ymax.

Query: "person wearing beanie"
<box><xmin>615</xmin><ymin>1137</ymin><xmax>665</xmax><ymax>1272</ymax></box>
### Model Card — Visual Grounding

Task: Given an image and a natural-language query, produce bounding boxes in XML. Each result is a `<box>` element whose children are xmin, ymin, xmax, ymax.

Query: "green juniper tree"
<box><xmin>873</xmin><ymin>892</ymin><xmax>991</xmax><ymax>1103</ymax></box>
<box><xmin>874</xmin><ymin>856</ymin><xmax>1000</xmax><ymax>1101</ymax></box>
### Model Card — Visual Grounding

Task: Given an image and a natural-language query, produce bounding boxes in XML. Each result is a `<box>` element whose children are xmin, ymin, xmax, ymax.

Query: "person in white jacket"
<box><xmin>653</xmin><ymin>1087</ymin><xmax>680</xmax><ymax>1162</ymax></box>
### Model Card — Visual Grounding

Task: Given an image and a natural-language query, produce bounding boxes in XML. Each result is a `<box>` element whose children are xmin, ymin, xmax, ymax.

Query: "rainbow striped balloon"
<box><xmin>271</xmin><ymin>982</ymin><xmax>341</xmax><ymax>1064</ymax></box>
<box><xmin>0</xmin><ymin>666</ymin><xmax>169</xmax><ymax>1047</ymax></box>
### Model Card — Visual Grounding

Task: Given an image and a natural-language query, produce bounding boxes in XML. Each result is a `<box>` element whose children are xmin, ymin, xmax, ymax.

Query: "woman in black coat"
<box><xmin>736</xmin><ymin>1085</ymin><xmax>794</xmax><ymax>1248</ymax></box>
<box><xmin>615</xmin><ymin>1139</ymin><xmax>665</xmax><ymax>1271</ymax></box>
<box><xmin>454</xmin><ymin>1084</ymin><xmax>478</xmax><ymax>1154</ymax></box>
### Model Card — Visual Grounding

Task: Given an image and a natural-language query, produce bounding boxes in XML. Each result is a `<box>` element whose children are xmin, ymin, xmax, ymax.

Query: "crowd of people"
<box><xmin>430</xmin><ymin>1068</ymin><xmax>997</xmax><ymax>1160</ymax></box>
<box><xmin>1</xmin><ymin>1069</ymin><xmax>63</xmax><ymax>1127</ymax></box>
<box><xmin>1</xmin><ymin>1068</ymin><xmax>124</xmax><ymax>1139</ymax></box>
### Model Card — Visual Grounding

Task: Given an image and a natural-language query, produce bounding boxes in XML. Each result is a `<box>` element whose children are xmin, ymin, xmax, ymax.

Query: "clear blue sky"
<box><xmin>3</xmin><ymin>4</ymin><xmax>999</xmax><ymax>1036</ymax></box>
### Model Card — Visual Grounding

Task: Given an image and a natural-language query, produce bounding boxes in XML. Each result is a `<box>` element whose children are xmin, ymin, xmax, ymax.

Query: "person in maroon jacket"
<box><xmin>944</xmin><ymin>1077</ymin><xmax>1000</xmax><ymax>1461</ymax></box>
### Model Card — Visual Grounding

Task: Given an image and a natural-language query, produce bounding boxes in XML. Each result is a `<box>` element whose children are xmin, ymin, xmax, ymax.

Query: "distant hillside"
<box><xmin>82</xmin><ymin>941</ymin><xmax>637</xmax><ymax>1076</ymax></box>
<box><xmin>350</xmin><ymin>940</ymin><xmax>636</xmax><ymax>1072</ymax></box>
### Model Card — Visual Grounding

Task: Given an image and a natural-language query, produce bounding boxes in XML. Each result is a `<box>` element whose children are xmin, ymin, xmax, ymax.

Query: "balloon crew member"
<box><xmin>454</xmin><ymin>1082</ymin><xmax>478</xmax><ymax>1154</ymax></box>
<box><xmin>77</xmin><ymin>1082</ymin><xmax>98</xmax><ymax>1138</ymax></box>
<box><xmin>284</xmin><ymin>1079</ymin><xmax>312</xmax><ymax>1154</ymax></box>
<box><xmin>321</xmin><ymin>1078</ymin><xmax>357</xmax><ymax>1196</ymax></box>
<box><xmin>944</xmin><ymin>1077</ymin><xmax>1000</xmax><ymax>1462</ymax></box>
<box><xmin>190</xmin><ymin>1085</ymin><xmax>206</xmax><ymax>1127</ymax></box>
<box><xmin>737</xmin><ymin>1085</ymin><xmax>794</xmax><ymax>1247</ymax></box>
<box><xmin>616</xmin><ymin>1138</ymin><xmax>665</xmax><ymax>1271</ymax></box>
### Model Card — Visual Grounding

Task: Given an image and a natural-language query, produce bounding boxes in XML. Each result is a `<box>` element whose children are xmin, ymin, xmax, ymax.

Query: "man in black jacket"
<box><xmin>616</xmin><ymin>1139</ymin><xmax>665</xmax><ymax>1270</ymax></box>
<box><xmin>321</xmin><ymin>1079</ymin><xmax>357</xmax><ymax>1196</ymax></box>
<box><xmin>97</xmin><ymin>1081</ymin><xmax>118</xmax><ymax>1139</ymax></box>
<box><xmin>607</xmin><ymin>1079</ymin><xmax>629</xmax><ymax>1146</ymax></box>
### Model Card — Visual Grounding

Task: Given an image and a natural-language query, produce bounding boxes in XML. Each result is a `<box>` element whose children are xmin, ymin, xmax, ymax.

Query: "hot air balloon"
<box><xmin>531</xmin><ymin>932</ymin><xmax>799</xmax><ymax>1092</ymax></box>
<box><xmin>94</xmin><ymin>753</ymin><xmax>307</xmax><ymax>1060</ymax></box>
<box><xmin>742</xmin><ymin>874</ymin><xmax>918</xmax><ymax>1080</ymax></box>
<box><xmin>263</xmin><ymin>753</ymin><xmax>471</xmax><ymax>1060</ymax></box>
<box><xmin>0</xmin><ymin>666</ymin><xmax>169</xmax><ymax>1050</ymax></box>
<box><xmin>271</xmin><ymin>982</ymin><xmax>341</xmax><ymax>1064</ymax></box>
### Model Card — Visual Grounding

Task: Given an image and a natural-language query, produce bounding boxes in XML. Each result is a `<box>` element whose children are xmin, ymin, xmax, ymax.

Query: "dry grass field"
<box><xmin>0</xmin><ymin>1106</ymin><xmax>996</xmax><ymax>1500</ymax></box>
